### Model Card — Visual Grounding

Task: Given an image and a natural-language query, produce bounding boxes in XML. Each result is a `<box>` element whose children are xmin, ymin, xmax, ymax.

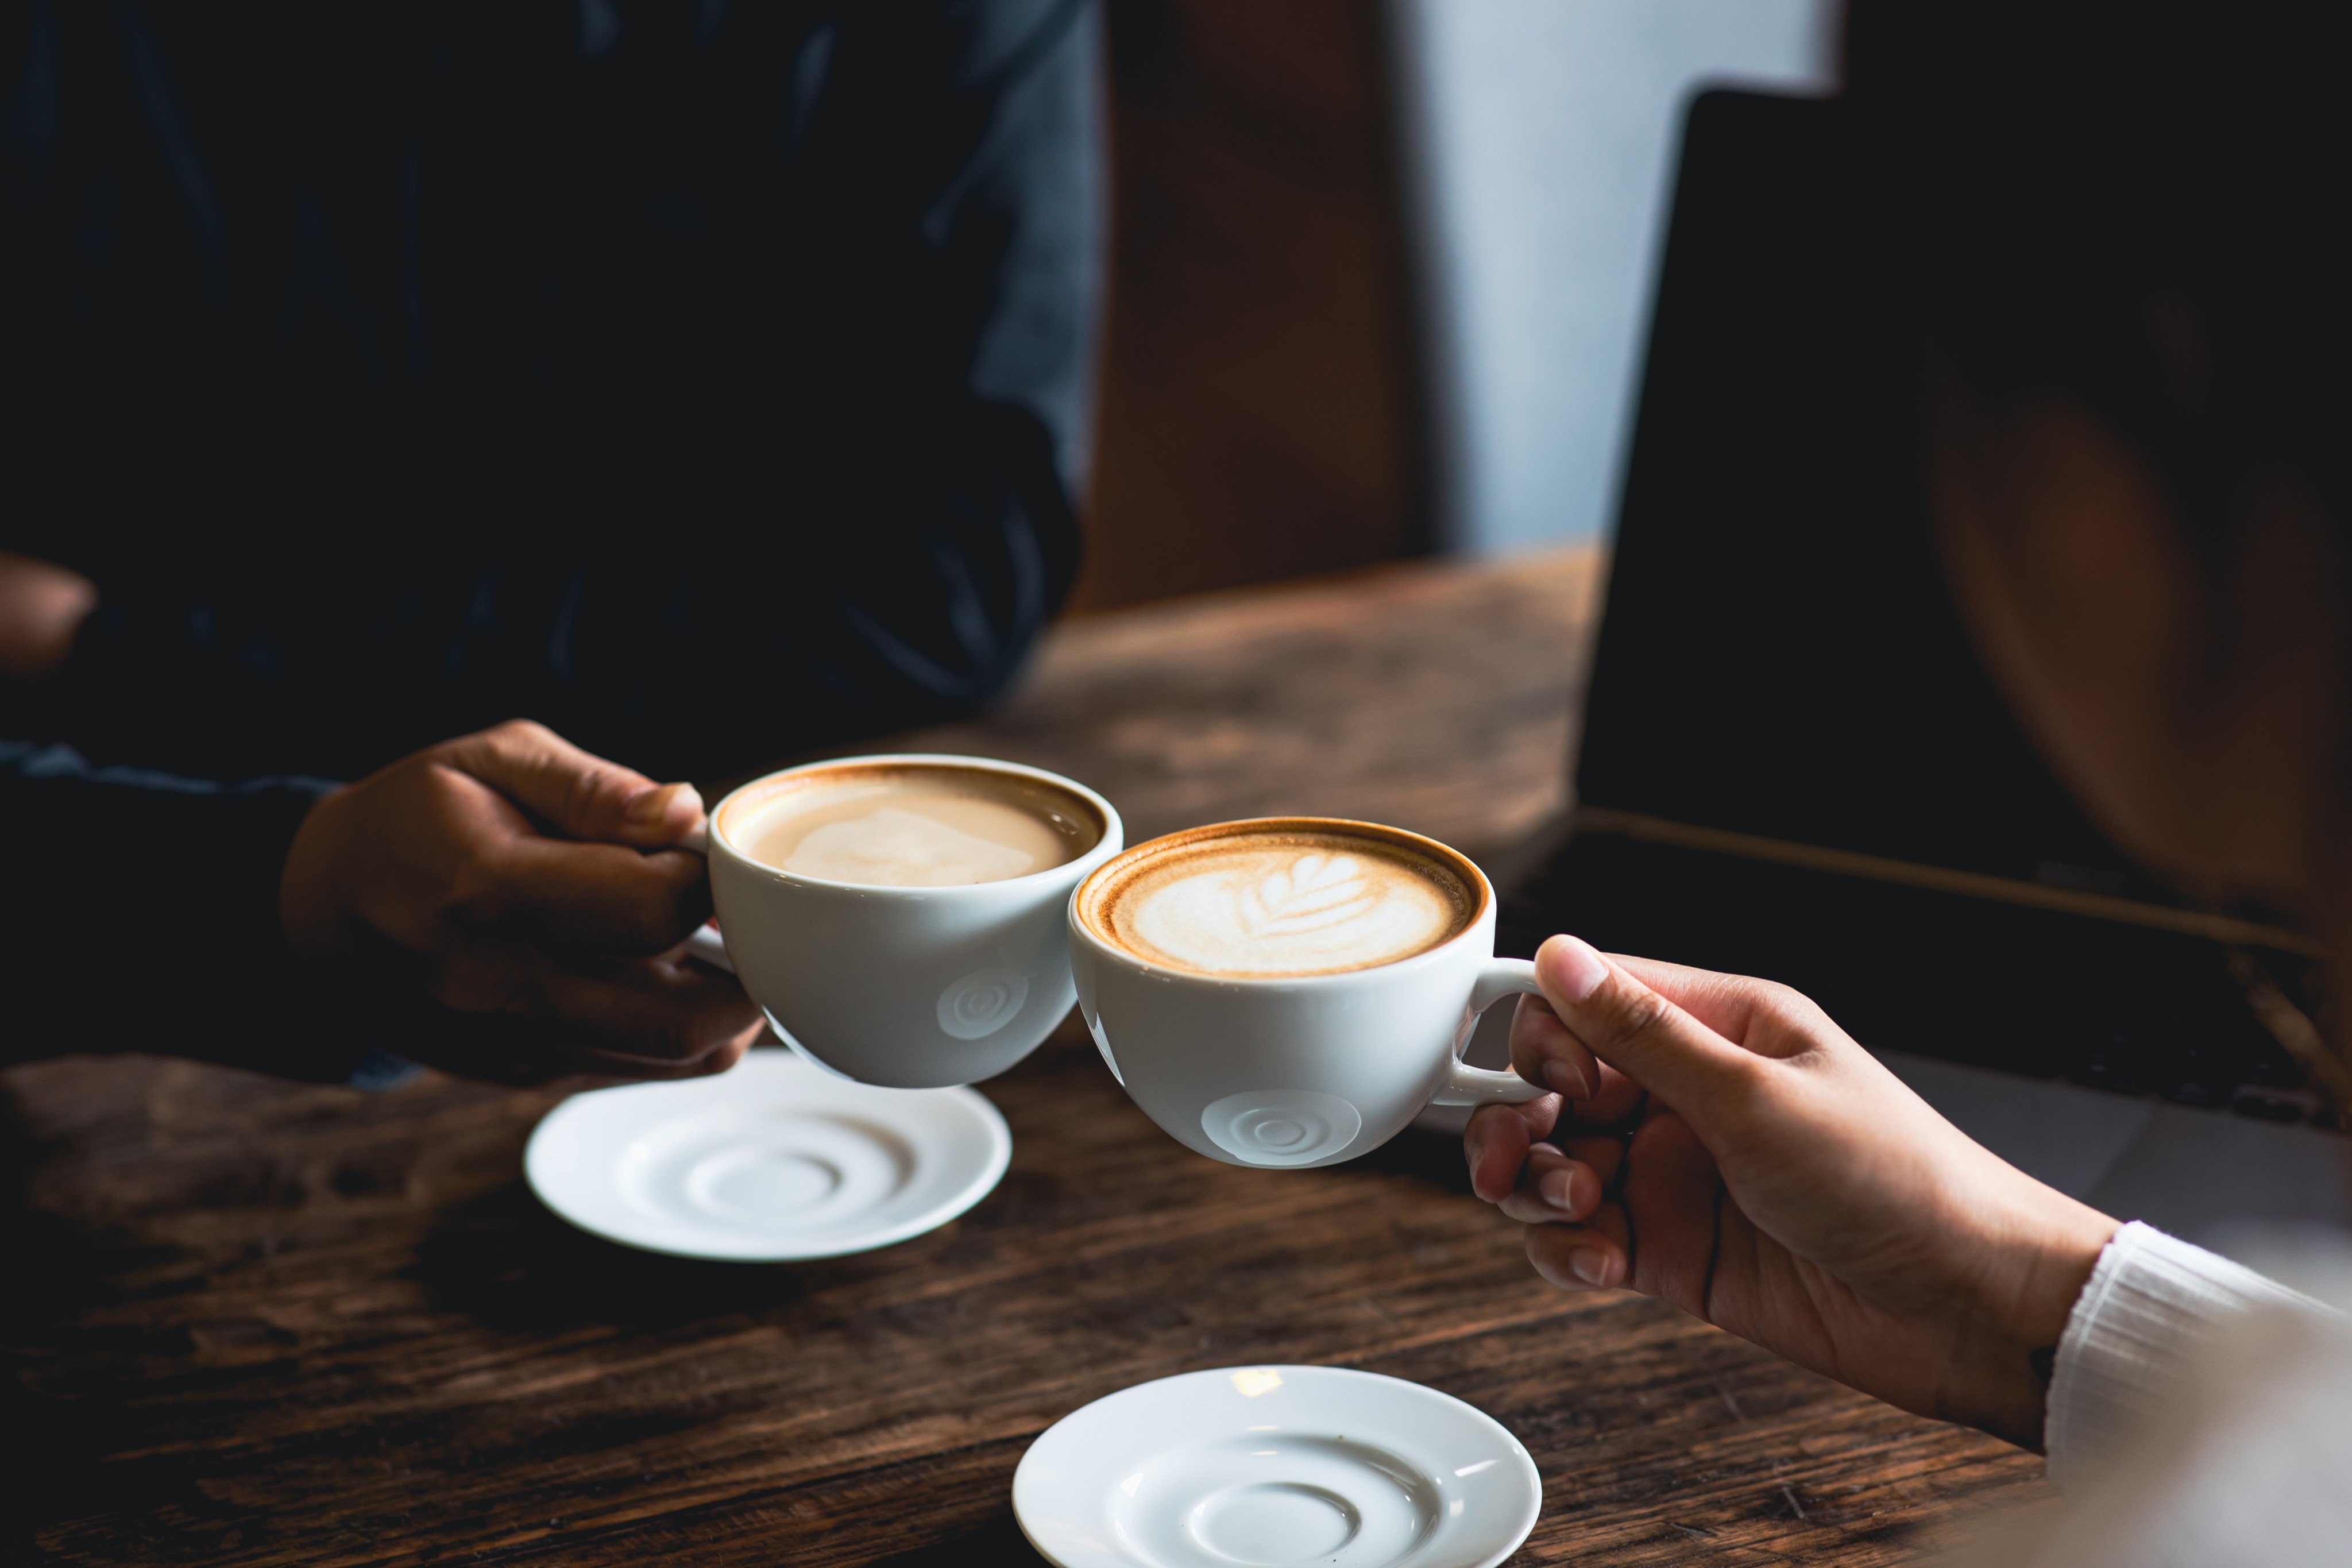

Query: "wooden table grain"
<box><xmin>2</xmin><ymin>550</ymin><xmax>2052</xmax><ymax>1565</ymax></box>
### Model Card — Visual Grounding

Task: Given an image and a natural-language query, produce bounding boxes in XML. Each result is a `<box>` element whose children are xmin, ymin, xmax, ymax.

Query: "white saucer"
<box><xmin>1014</xmin><ymin>1366</ymin><xmax>1541</xmax><ymax>1568</ymax></box>
<box><xmin>524</xmin><ymin>1048</ymin><xmax>1011</xmax><ymax>1261</ymax></box>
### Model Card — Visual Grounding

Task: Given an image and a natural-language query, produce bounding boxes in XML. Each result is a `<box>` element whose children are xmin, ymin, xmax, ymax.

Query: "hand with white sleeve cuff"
<box><xmin>1463</xmin><ymin>933</ymin><xmax>2121</xmax><ymax>1450</ymax></box>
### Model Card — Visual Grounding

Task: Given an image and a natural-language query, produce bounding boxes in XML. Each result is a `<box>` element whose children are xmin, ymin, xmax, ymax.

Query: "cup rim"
<box><xmin>707</xmin><ymin>753</ymin><xmax>1124</xmax><ymax>895</ymax></box>
<box><xmin>1068</xmin><ymin>816</ymin><xmax>1497</xmax><ymax>986</ymax></box>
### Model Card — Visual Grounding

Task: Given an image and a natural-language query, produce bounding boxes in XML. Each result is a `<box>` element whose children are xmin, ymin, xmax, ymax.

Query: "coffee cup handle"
<box><xmin>683</xmin><ymin>923</ymin><xmax>735</xmax><ymax>975</ymax></box>
<box><xmin>1428</xmin><ymin>958</ymin><xmax>1551</xmax><ymax>1107</ymax></box>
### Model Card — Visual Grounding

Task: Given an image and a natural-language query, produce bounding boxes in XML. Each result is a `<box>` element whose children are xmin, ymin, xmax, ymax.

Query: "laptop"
<box><xmin>1477</xmin><ymin>89</ymin><xmax>2347</xmax><ymax>1241</ymax></box>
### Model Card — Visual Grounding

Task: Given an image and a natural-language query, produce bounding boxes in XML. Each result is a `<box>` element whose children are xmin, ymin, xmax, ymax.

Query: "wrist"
<box><xmin>278</xmin><ymin>785</ymin><xmax>353</xmax><ymax>952</ymax></box>
<box><xmin>1953</xmin><ymin>1195</ymin><xmax>2119</xmax><ymax>1449</ymax></box>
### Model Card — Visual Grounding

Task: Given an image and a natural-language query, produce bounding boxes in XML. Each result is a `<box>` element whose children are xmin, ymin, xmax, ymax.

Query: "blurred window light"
<box><xmin>1390</xmin><ymin>0</ymin><xmax>1837</xmax><ymax>554</ymax></box>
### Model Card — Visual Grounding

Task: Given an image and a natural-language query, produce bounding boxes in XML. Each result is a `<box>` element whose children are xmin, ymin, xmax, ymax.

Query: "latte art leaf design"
<box><xmin>1235</xmin><ymin>854</ymin><xmax>1378</xmax><ymax>937</ymax></box>
<box><xmin>1119</xmin><ymin>840</ymin><xmax>1462</xmax><ymax>975</ymax></box>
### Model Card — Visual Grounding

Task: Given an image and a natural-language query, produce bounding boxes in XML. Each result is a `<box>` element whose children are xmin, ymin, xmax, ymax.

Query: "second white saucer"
<box><xmin>524</xmin><ymin>1048</ymin><xmax>1010</xmax><ymax>1261</ymax></box>
<box><xmin>1014</xmin><ymin>1365</ymin><xmax>1542</xmax><ymax>1568</ymax></box>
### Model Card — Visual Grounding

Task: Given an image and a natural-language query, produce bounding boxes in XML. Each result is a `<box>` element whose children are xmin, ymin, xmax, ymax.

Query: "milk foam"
<box><xmin>775</xmin><ymin>806</ymin><xmax>1038</xmax><ymax>886</ymax></box>
<box><xmin>732</xmin><ymin>767</ymin><xmax>1093</xmax><ymax>887</ymax></box>
<box><xmin>1119</xmin><ymin>846</ymin><xmax>1461</xmax><ymax>975</ymax></box>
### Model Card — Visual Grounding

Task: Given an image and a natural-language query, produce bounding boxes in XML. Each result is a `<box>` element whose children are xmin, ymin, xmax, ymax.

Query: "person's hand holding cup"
<box><xmin>693</xmin><ymin>755</ymin><xmax>1123</xmax><ymax>1087</ymax></box>
<box><xmin>280</xmin><ymin>719</ymin><xmax>763</xmax><ymax>1084</ymax></box>
<box><xmin>1464</xmin><ymin>937</ymin><xmax>2119</xmax><ymax>1450</ymax></box>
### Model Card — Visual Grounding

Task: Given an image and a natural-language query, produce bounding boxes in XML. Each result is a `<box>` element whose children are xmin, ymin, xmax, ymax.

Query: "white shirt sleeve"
<box><xmin>2045</xmin><ymin>1220</ymin><xmax>2327</xmax><ymax>1490</ymax></box>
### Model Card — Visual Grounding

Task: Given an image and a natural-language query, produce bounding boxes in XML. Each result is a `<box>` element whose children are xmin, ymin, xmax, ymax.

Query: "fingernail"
<box><xmin>1570</xmin><ymin>1248</ymin><xmax>1612</xmax><ymax>1287</ymax></box>
<box><xmin>1546</xmin><ymin>936</ymin><xmax>1610</xmax><ymax>1003</ymax></box>
<box><xmin>1543</xmin><ymin>1057</ymin><xmax>1593</xmax><ymax>1097</ymax></box>
<box><xmin>1539</xmin><ymin>1169</ymin><xmax>1578</xmax><ymax>1214</ymax></box>
<box><xmin>625</xmin><ymin>782</ymin><xmax>699</xmax><ymax>825</ymax></box>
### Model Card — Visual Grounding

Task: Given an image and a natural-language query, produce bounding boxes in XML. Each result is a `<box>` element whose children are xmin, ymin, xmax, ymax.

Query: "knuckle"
<box><xmin>441</xmin><ymin>862</ymin><xmax>513</xmax><ymax>932</ymax></box>
<box><xmin>567</xmin><ymin>760</ymin><xmax>646</xmax><ymax>833</ymax></box>
<box><xmin>635</xmin><ymin>897</ymin><xmax>692</xmax><ymax>955</ymax></box>
<box><xmin>1752</xmin><ymin>978</ymin><xmax>1843</xmax><ymax>1053</ymax></box>
<box><xmin>1754</xmin><ymin>976</ymin><xmax>1818</xmax><ymax>1019</ymax></box>
<box><xmin>1600</xmin><ymin>983</ymin><xmax>1676</xmax><ymax>1052</ymax></box>
<box><xmin>563</xmin><ymin>766</ymin><xmax>615</xmax><ymax>829</ymax></box>
<box><xmin>492</xmin><ymin>717</ymin><xmax>551</xmax><ymax>747</ymax></box>
<box><xmin>425</xmin><ymin>951</ymin><xmax>532</xmax><ymax>1017</ymax></box>
<box><xmin>614</xmin><ymin>873</ymin><xmax>698</xmax><ymax>954</ymax></box>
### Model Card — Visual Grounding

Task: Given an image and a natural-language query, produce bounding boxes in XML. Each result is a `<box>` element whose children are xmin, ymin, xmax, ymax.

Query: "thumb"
<box><xmin>1530</xmin><ymin>934</ymin><xmax>1764</xmax><ymax>1133</ymax></box>
<box><xmin>438</xmin><ymin>720</ymin><xmax>705</xmax><ymax>848</ymax></box>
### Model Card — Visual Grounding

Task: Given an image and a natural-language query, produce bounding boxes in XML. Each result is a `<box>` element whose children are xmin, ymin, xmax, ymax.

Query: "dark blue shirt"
<box><xmin>1</xmin><ymin>0</ymin><xmax>1102</xmax><ymax>1075</ymax></box>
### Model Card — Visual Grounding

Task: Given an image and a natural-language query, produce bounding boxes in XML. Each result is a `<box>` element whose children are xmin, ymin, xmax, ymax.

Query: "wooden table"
<box><xmin>3</xmin><ymin>550</ymin><xmax>2050</xmax><ymax>1565</ymax></box>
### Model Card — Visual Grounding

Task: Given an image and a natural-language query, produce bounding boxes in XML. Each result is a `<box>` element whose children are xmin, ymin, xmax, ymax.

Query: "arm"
<box><xmin>2045</xmin><ymin>1221</ymin><xmax>2330</xmax><ymax>1488</ymax></box>
<box><xmin>1</xmin><ymin>738</ymin><xmax>346</xmax><ymax>1078</ymax></box>
<box><xmin>4</xmin><ymin>722</ymin><xmax>762</xmax><ymax>1086</ymax></box>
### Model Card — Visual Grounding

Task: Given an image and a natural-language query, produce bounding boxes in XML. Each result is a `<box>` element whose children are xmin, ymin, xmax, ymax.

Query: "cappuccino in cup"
<box><xmin>1069</xmin><ymin>818</ymin><xmax>1548</xmax><ymax>1168</ymax></box>
<box><xmin>1080</xmin><ymin>825</ymin><xmax>1477</xmax><ymax>976</ymax></box>
<box><xmin>694</xmin><ymin>755</ymin><xmax>1122</xmax><ymax>1088</ymax></box>
<box><xmin>727</xmin><ymin>763</ymin><xmax>1099</xmax><ymax>887</ymax></box>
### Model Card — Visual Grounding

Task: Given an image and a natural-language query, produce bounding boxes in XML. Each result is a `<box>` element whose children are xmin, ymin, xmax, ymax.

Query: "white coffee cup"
<box><xmin>686</xmin><ymin>754</ymin><xmax>1123</xmax><ymax>1088</ymax></box>
<box><xmin>1067</xmin><ymin>818</ymin><xmax>1547</xmax><ymax>1168</ymax></box>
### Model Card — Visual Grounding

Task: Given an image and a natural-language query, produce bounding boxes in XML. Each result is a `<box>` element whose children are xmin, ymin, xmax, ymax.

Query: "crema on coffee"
<box><xmin>723</xmin><ymin>763</ymin><xmax>1100</xmax><ymax>887</ymax></box>
<box><xmin>1079</xmin><ymin>821</ymin><xmax>1479</xmax><ymax>977</ymax></box>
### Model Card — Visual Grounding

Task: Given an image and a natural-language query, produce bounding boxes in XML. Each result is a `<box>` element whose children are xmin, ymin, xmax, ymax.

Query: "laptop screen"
<box><xmin>1527</xmin><ymin>90</ymin><xmax>2325</xmax><ymax>1116</ymax></box>
<box><xmin>1575</xmin><ymin>88</ymin><xmax>2164</xmax><ymax>905</ymax></box>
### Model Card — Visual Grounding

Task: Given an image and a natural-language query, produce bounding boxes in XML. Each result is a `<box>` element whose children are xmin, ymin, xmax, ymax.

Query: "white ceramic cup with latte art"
<box><xmin>686</xmin><ymin>754</ymin><xmax>1123</xmax><ymax>1088</ymax></box>
<box><xmin>1067</xmin><ymin>817</ymin><xmax>1547</xmax><ymax>1168</ymax></box>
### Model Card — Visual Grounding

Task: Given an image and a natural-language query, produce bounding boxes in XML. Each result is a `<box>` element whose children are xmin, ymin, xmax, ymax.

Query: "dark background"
<box><xmin>1076</xmin><ymin>0</ymin><xmax>1430</xmax><ymax>612</ymax></box>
